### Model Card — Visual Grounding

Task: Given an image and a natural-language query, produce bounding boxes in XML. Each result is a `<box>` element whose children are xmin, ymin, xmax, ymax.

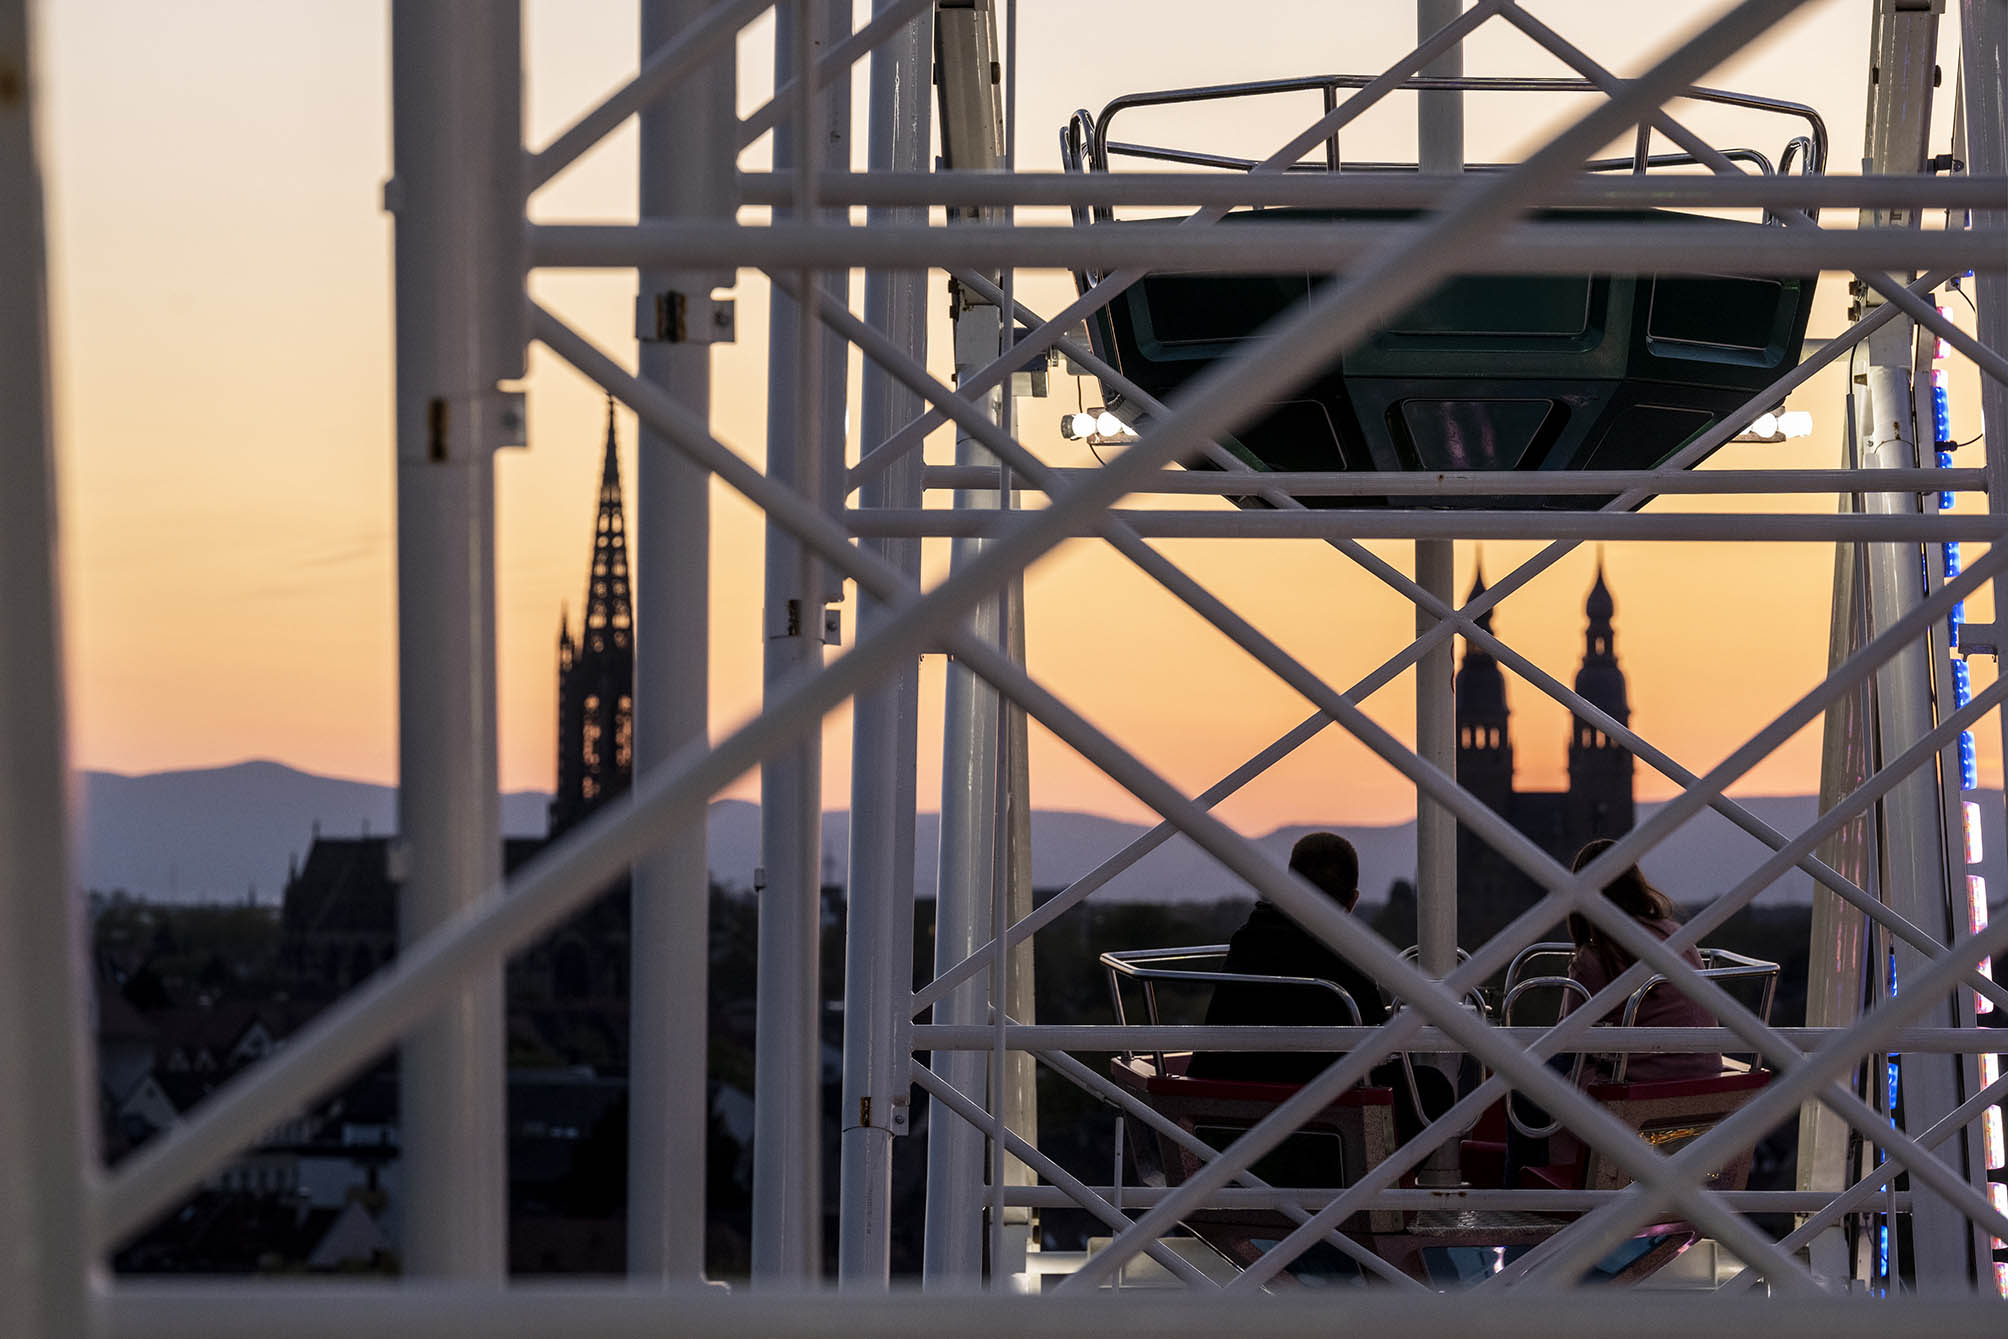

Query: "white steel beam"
<box><xmin>0</xmin><ymin>2</ymin><xmax>99</xmax><ymax>1332</ymax></box>
<box><xmin>844</xmin><ymin>508</ymin><xmax>2008</xmax><ymax>541</ymax></box>
<box><xmin>98</xmin><ymin>212</ymin><xmax>1958</xmax><ymax>1276</ymax></box>
<box><xmin>1004</xmin><ymin>1187</ymin><xmax>1923</xmax><ymax>1213</ymax></box>
<box><xmin>528</xmin><ymin>218</ymin><xmax>2008</xmax><ymax>274</ymax></box>
<box><xmin>100</xmin><ymin>1287</ymin><xmax>2008</xmax><ymax>1339</ymax></box>
<box><xmin>1848</xmin><ymin>0</ymin><xmax>1978</xmax><ymax>1290</ymax></box>
<box><xmin>1724</xmin><ymin>1068</ymin><xmax>2008</xmax><ymax>1292</ymax></box>
<box><xmin>838</xmin><ymin>0</ymin><xmax>931</xmax><ymax>1290</ymax></box>
<box><xmin>1223</xmin><ymin>659</ymin><xmax>2008</xmax><ymax>1288</ymax></box>
<box><xmin>752</xmin><ymin>0</ymin><xmax>850</xmax><ymax>1285</ymax></box>
<box><xmin>1958</xmin><ymin>5</ymin><xmax>2008</xmax><ymax>1296</ymax></box>
<box><xmin>619</xmin><ymin>235</ymin><xmax>2002</xmax><ymax>1292</ymax></box>
<box><xmin>918</xmin><ymin>1025</ymin><xmax>2008</xmax><ymax>1053</ymax></box>
<box><xmin>734</xmin><ymin>169</ymin><xmax>2008</xmax><ymax>210</ymax></box>
<box><xmin>527</xmin><ymin>0</ymin><xmax>771</xmax><ymax>190</ymax></box>
<box><xmin>915</xmin><ymin>466</ymin><xmax>1987</xmax><ymax>496</ymax></box>
<box><xmin>1020</xmin><ymin>1033</ymin><xmax>1426</xmax><ymax>1289</ymax></box>
<box><xmin>925</xmin><ymin>0</ymin><xmax>1010</xmax><ymax>1286</ymax></box>
<box><xmin>629</xmin><ymin>0</ymin><xmax>732</xmax><ymax>1282</ymax></box>
<box><xmin>923</xmin><ymin>265</ymin><xmax>2008</xmax><ymax>1051</ymax></box>
<box><xmin>1415</xmin><ymin>0</ymin><xmax>1464</xmax><ymax>992</ymax></box>
<box><xmin>819</xmin><ymin>269</ymin><xmax>2007</xmax><ymax>1043</ymax></box>
<box><xmin>387</xmin><ymin>0</ymin><xmax>518</xmax><ymax>1281</ymax></box>
<box><xmin>737</xmin><ymin>0</ymin><xmax>932</xmax><ymax>149</ymax></box>
<box><xmin>86</xmin><ymin>0</ymin><xmax>2007</xmax><ymax>1308</ymax></box>
<box><xmin>1499</xmin><ymin>880</ymin><xmax>2008</xmax><ymax>1289</ymax></box>
<box><xmin>912</xmin><ymin>273</ymin><xmax>1972</xmax><ymax>1022</ymax></box>
<box><xmin>910</xmin><ymin>1062</ymin><xmax>1219</xmax><ymax>1289</ymax></box>
<box><xmin>799</xmin><ymin>256</ymin><xmax>2008</xmax><ymax>1216</ymax></box>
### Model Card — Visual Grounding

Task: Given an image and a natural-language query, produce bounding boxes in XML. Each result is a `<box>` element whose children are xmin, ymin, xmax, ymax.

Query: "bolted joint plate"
<box><xmin>406</xmin><ymin>388</ymin><xmax>527</xmax><ymax>464</ymax></box>
<box><xmin>637</xmin><ymin>290</ymin><xmax>736</xmax><ymax>344</ymax></box>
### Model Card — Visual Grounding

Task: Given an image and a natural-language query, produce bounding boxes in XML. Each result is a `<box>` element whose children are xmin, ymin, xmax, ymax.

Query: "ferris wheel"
<box><xmin>5</xmin><ymin>0</ymin><xmax>2008</xmax><ymax>1332</ymax></box>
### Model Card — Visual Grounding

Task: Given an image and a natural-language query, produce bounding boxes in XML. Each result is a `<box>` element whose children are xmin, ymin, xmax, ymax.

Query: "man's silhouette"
<box><xmin>1188</xmin><ymin>833</ymin><xmax>1387</xmax><ymax>1082</ymax></box>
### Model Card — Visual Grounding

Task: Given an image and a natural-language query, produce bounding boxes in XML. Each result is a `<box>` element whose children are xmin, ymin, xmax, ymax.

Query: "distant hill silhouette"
<box><xmin>75</xmin><ymin>761</ymin><xmax>551</xmax><ymax>903</ymax></box>
<box><xmin>72</xmin><ymin>760</ymin><xmax>2004</xmax><ymax>912</ymax></box>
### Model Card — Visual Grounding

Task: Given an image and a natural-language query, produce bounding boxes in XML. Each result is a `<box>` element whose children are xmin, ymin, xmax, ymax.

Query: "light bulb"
<box><xmin>1777</xmin><ymin>410</ymin><xmax>1813</xmax><ymax>439</ymax></box>
<box><xmin>1750</xmin><ymin>412</ymin><xmax>1778</xmax><ymax>439</ymax></box>
<box><xmin>1095</xmin><ymin>411</ymin><xmax>1126</xmax><ymax>438</ymax></box>
<box><xmin>1064</xmin><ymin>412</ymin><xmax>1096</xmax><ymax>440</ymax></box>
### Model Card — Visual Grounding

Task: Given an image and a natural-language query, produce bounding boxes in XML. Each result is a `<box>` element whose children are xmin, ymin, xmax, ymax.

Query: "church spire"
<box><xmin>1455</xmin><ymin>555</ymin><xmax>1512</xmax><ymax>812</ymax></box>
<box><xmin>552</xmin><ymin>403</ymin><xmax>637</xmax><ymax>835</ymax></box>
<box><xmin>582</xmin><ymin>397</ymin><xmax>633</xmax><ymax>659</ymax></box>
<box><xmin>1568</xmin><ymin>556</ymin><xmax>1633</xmax><ymax>843</ymax></box>
<box><xmin>1456</xmin><ymin>560</ymin><xmax>1507</xmax><ymax>723</ymax></box>
<box><xmin>1580</xmin><ymin>551</ymin><xmax>1619</xmax><ymax>676</ymax></box>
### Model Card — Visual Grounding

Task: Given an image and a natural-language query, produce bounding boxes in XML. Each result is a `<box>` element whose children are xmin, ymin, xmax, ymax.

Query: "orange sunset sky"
<box><xmin>35</xmin><ymin>0</ymin><xmax>2003</xmax><ymax>831</ymax></box>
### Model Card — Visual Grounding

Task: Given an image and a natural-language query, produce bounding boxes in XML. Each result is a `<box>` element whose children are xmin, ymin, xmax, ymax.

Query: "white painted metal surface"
<box><xmin>628</xmin><ymin>0</ymin><xmax>730</xmax><ymax>1282</ymax></box>
<box><xmin>837</xmin><ymin>0</ymin><xmax>931</xmax><ymax>1292</ymax></box>
<box><xmin>0</xmin><ymin>4</ymin><xmax>98</xmax><ymax>1334</ymax></box>
<box><xmin>386</xmin><ymin>0</ymin><xmax>517</xmax><ymax>1282</ymax></box>
<box><xmin>752</xmin><ymin>0</ymin><xmax>851</xmax><ymax>1284</ymax></box>
<box><xmin>12</xmin><ymin>0</ymin><xmax>2008</xmax><ymax>1328</ymax></box>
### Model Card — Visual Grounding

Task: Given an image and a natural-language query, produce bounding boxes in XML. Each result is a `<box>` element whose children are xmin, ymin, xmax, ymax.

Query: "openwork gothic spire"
<box><xmin>551</xmin><ymin>400</ymin><xmax>636</xmax><ymax>836</ymax></box>
<box><xmin>583</xmin><ymin>396</ymin><xmax>634</xmax><ymax>659</ymax></box>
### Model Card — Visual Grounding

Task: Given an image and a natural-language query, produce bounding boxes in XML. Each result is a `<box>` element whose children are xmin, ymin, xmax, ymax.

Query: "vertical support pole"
<box><xmin>755</xmin><ymin>0</ymin><xmax>850</xmax><ymax>1285</ymax></box>
<box><xmin>926</xmin><ymin>0</ymin><xmax>1009</xmax><ymax>1287</ymax></box>
<box><xmin>388</xmin><ymin>0</ymin><xmax>519</xmax><ymax>1281</ymax></box>
<box><xmin>1851</xmin><ymin>0</ymin><xmax>1973</xmax><ymax>1290</ymax></box>
<box><xmin>839</xmin><ymin>0</ymin><xmax>932</xmax><ymax>1291</ymax></box>
<box><xmin>999</xmin><ymin>577</ymin><xmax>1040</xmax><ymax>1285</ymax></box>
<box><xmin>1414</xmin><ymin>0</ymin><xmax>1462</xmax><ymax>983</ymax></box>
<box><xmin>630</xmin><ymin>0</ymin><xmax>730</xmax><ymax>1281</ymax></box>
<box><xmin>989</xmin><ymin>0</ymin><xmax>1037</xmax><ymax>1288</ymax></box>
<box><xmin>1862</xmin><ymin>350</ymin><xmax>1976</xmax><ymax>1289</ymax></box>
<box><xmin>1960</xmin><ymin>0</ymin><xmax>2008</xmax><ymax>1296</ymax></box>
<box><xmin>1966</xmin><ymin>3</ymin><xmax>2008</xmax><ymax>543</ymax></box>
<box><xmin>0</xmin><ymin>4</ymin><xmax>100</xmax><ymax>1330</ymax></box>
<box><xmin>924</xmin><ymin>297</ymin><xmax>1007</xmax><ymax>1285</ymax></box>
<box><xmin>1800</xmin><ymin>469</ymin><xmax>1877</xmax><ymax>1283</ymax></box>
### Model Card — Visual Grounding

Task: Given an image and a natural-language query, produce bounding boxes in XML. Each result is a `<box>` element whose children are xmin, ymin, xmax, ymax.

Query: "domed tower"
<box><xmin>1566</xmin><ymin>558</ymin><xmax>1634</xmax><ymax>850</ymax></box>
<box><xmin>1455</xmin><ymin>564</ymin><xmax>1514</xmax><ymax>818</ymax></box>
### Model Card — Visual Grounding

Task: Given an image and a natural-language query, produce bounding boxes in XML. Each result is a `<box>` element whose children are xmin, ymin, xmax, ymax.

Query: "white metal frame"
<box><xmin>8</xmin><ymin>0</ymin><xmax>2008</xmax><ymax>1331</ymax></box>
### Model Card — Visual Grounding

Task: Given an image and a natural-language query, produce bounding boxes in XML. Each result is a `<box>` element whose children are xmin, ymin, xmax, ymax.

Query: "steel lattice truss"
<box><xmin>8</xmin><ymin>0</ymin><xmax>2008</xmax><ymax>1333</ymax></box>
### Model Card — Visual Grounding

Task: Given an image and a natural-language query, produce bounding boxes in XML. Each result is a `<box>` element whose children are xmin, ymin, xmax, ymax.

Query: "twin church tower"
<box><xmin>1454</xmin><ymin>562</ymin><xmax>1636</xmax><ymax>939</ymax></box>
<box><xmin>545</xmin><ymin>406</ymin><xmax>1637</xmax><ymax>922</ymax></box>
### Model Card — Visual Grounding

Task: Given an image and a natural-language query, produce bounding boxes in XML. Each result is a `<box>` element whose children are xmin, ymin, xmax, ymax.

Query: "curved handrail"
<box><xmin>1611</xmin><ymin>948</ymin><xmax>1779</xmax><ymax>1083</ymax></box>
<box><xmin>1397</xmin><ymin>943</ymin><xmax>1490</xmax><ymax>1016</ymax></box>
<box><xmin>1059</xmin><ymin>108</ymin><xmax>1108</xmax><ymax>286</ymax></box>
<box><xmin>1778</xmin><ymin>134</ymin><xmax>1817</xmax><ymax>178</ymax></box>
<box><xmin>1095</xmin><ymin>142</ymin><xmax>1778</xmax><ymax>178</ymax></box>
<box><xmin>1500</xmin><ymin>976</ymin><xmax>1593</xmax><ymax>1140</ymax></box>
<box><xmin>1498</xmin><ymin>941</ymin><xmax>1779</xmax><ymax>1120</ymax></box>
<box><xmin>1086</xmin><ymin>73</ymin><xmax>1825</xmax><ymax>179</ymax></box>
<box><xmin>1100</xmin><ymin>944</ymin><xmax>1363</xmax><ymax>1076</ymax></box>
<box><xmin>1505</xmin><ymin>941</ymin><xmax>1579</xmax><ymax>997</ymax></box>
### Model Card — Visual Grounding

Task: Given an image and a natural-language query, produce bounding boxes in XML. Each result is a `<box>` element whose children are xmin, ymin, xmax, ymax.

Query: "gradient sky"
<box><xmin>36</xmin><ymin>0</ymin><xmax>2001</xmax><ymax>832</ymax></box>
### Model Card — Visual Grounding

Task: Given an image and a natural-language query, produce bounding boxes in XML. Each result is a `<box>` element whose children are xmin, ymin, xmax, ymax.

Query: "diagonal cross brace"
<box><xmin>1229</xmin><ymin>670</ymin><xmax>2008</xmax><ymax>1288</ymax></box>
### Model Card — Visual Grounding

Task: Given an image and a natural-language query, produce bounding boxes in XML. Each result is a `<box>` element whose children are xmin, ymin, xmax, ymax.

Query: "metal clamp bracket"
<box><xmin>408</xmin><ymin>388</ymin><xmax>527</xmax><ymax>463</ymax></box>
<box><xmin>637</xmin><ymin>290</ymin><xmax>736</xmax><ymax>344</ymax></box>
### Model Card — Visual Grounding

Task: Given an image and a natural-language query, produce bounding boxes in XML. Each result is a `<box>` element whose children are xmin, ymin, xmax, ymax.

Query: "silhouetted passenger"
<box><xmin>1560</xmin><ymin>838</ymin><xmax>1722</xmax><ymax>1084</ymax></box>
<box><xmin>1189</xmin><ymin>833</ymin><xmax>1387</xmax><ymax>1084</ymax></box>
<box><xmin>1508</xmin><ymin>840</ymin><xmax>1723</xmax><ymax>1178</ymax></box>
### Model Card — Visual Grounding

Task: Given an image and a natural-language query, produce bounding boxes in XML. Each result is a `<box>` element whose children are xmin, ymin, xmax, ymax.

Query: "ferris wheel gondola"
<box><xmin>1060</xmin><ymin>77</ymin><xmax>1828</xmax><ymax>509</ymax></box>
